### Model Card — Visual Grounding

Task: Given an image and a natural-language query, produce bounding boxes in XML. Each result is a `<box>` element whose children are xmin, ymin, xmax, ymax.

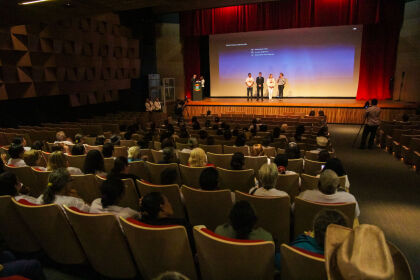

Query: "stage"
<box><xmin>184</xmin><ymin>98</ymin><xmax>417</xmax><ymax>124</ymax></box>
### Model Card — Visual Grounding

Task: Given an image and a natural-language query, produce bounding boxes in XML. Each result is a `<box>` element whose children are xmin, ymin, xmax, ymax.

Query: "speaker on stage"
<box><xmin>192</xmin><ymin>81</ymin><xmax>203</xmax><ymax>101</ymax></box>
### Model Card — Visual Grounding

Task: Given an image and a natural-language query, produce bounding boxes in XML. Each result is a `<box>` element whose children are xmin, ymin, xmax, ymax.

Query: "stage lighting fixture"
<box><xmin>352</xmin><ymin>27</ymin><xmax>358</xmax><ymax>30</ymax></box>
<box><xmin>18</xmin><ymin>0</ymin><xmax>51</xmax><ymax>5</ymax></box>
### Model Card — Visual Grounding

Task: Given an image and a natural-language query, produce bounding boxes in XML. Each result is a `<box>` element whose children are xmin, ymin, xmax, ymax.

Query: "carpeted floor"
<box><xmin>329</xmin><ymin>124</ymin><xmax>420</xmax><ymax>279</ymax></box>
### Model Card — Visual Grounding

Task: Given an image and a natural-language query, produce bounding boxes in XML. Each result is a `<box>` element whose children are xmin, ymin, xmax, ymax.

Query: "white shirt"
<box><xmin>37</xmin><ymin>194</ymin><xmax>90</xmax><ymax>212</ymax></box>
<box><xmin>245</xmin><ymin>77</ymin><xmax>254</xmax><ymax>87</ymax></box>
<box><xmin>267</xmin><ymin>78</ymin><xmax>276</xmax><ymax>88</ymax></box>
<box><xmin>54</xmin><ymin>140</ymin><xmax>73</xmax><ymax>146</ymax></box>
<box><xmin>366</xmin><ymin>106</ymin><xmax>381</xmax><ymax>126</ymax></box>
<box><xmin>201</xmin><ymin>79</ymin><xmax>205</xmax><ymax>88</ymax></box>
<box><xmin>7</xmin><ymin>158</ymin><xmax>27</xmax><ymax>167</ymax></box>
<box><xmin>249</xmin><ymin>186</ymin><xmax>289</xmax><ymax>198</ymax></box>
<box><xmin>277</xmin><ymin>77</ymin><xmax>286</xmax><ymax>85</ymax></box>
<box><xmin>90</xmin><ymin>198</ymin><xmax>140</xmax><ymax>219</ymax></box>
<box><xmin>296</xmin><ymin>189</ymin><xmax>360</xmax><ymax>217</ymax></box>
<box><xmin>15</xmin><ymin>194</ymin><xmax>38</xmax><ymax>204</ymax></box>
<box><xmin>67</xmin><ymin>167</ymin><xmax>83</xmax><ymax>175</ymax></box>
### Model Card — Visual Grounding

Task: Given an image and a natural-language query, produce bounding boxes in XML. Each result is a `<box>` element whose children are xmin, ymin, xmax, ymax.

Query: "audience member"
<box><xmin>188</xmin><ymin>148</ymin><xmax>211</xmax><ymax>167</ymax></box>
<box><xmin>230</xmin><ymin>152</ymin><xmax>245</xmax><ymax>170</ymax></box>
<box><xmin>31</xmin><ymin>140</ymin><xmax>44</xmax><ymax>151</ymax></box>
<box><xmin>74</xmin><ymin>133</ymin><xmax>84</xmax><ymax>144</ymax></box>
<box><xmin>309</xmin><ymin>110</ymin><xmax>316</xmax><ymax>116</ymax></box>
<box><xmin>94</xmin><ymin>135</ymin><xmax>106</xmax><ymax>146</ymax></box>
<box><xmin>273</xmin><ymin>154</ymin><xmax>296</xmax><ymax>175</ymax></box>
<box><xmin>160</xmin><ymin>167</ymin><xmax>178</xmax><ymax>185</ymax></box>
<box><xmin>47</xmin><ymin>151</ymin><xmax>83</xmax><ymax>175</ymax></box>
<box><xmin>293</xmin><ymin>125</ymin><xmax>305</xmax><ymax>142</ymax></box>
<box><xmin>318</xmin><ymin>110</ymin><xmax>325</xmax><ymax>117</ymax></box>
<box><xmin>23</xmin><ymin>150</ymin><xmax>46</xmax><ymax>171</ymax></box>
<box><xmin>286</xmin><ymin>142</ymin><xmax>301</xmax><ymax>159</ymax></box>
<box><xmin>199</xmin><ymin>130</ymin><xmax>208</xmax><ymax>140</ymax></box>
<box><xmin>280</xmin><ymin>123</ymin><xmax>288</xmax><ymax>133</ymax></box>
<box><xmin>322</xmin><ymin>158</ymin><xmax>350</xmax><ymax>189</ymax></box>
<box><xmin>12</xmin><ymin>136</ymin><xmax>30</xmax><ymax>151</ymax></box>
<box><xmin>250</xmin><ymin>144</ymin><xmax>264</xmax><ymax>156</ymax></box>
<box><xmin>108</xmin><ymin>156</ymin><xmax>139</xmax><ymax>183</ymax></box>
<box><xmin>234</xmin><ymin>134</ymin><xmax>247</xmax><ymax>147</ymax></box>
<box><xmin>199</xmin><ymin>167</ymin><xmax>219</xmax><ymax>190</ymax></box>
<box><xmin>50</xmin><ymin>144</ymin><xmax>65</xmax><ymax>153</ymax></box>
<box><xmin>272</xmin><ymin>127</ymin><xmax>281</xmax><ymax>139</ymax></box>
<box><xmin>83</xmin><ymin>150</ymin><xmax>107</xmax><ymax>177</ymax></box>
<box><xmin>0</xmin><ymin>172</ymin><xmax>37</xmax><ymax>203</ymax></box>
<box><xmin>153</xmin><ymin>271</ymin><xmax>189</xmax><ymax>280</ymax></box>
<box><xmin>38</xmin><ymin>168</ymin><xmax>89</xmax><ymax>211</ymax></box>
<box><xmin>318</xmin><ymin>149</ymin><xmax>331</xmax><ymax>162</ymax></box>
<box><xmin>250</xmin><ymin>163</ymin><xmax>288</xmax><ymax>197</ymax></box>
<box><xmin>0</xmin><ymin>250</ymin><xmax>44</xmax><ymax>279</ymax></box>
<box><xmin>128</xmin><ymin>146</ymin><xmax>142</xmax><ymax>162</ymax></box>
<box><xmin>71</xmin><ymin>144</ymin><xmax>85</xmax><ymax>156</ymax></box>
<box><xmin>223</xmin><ymin>129</ymin><xmax>232</xmax><ymax>140</ymax></box>
<box><xmin>159</xmin><ymin>147</ymin><xmax>178</xmax><ymax>164</ymax></box>
<box><xmin>102</xmin><ymin>143</ymin><xmax>115</xmax><ymax>158</ymax></box>
<box><xmin>7</xmin><ymin>144</ymin><xmax>26</xmax><ymax>167</ymax></box>
<box><xmin>110</xmin><ymin>135</ymin><xmax>121</xmax><ymax>146</ymax></box>
<box><xmin>54</xmin><ymin>131</ymin><xmax>73</xmax><ymax>145</ymax></box>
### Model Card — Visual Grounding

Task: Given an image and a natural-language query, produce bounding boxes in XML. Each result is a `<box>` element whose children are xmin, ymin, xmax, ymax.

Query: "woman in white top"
<box><xmin>37</xmin><ymin>168</ymin><xmax>90</xmax><ymax>212</ymax></box>
<box><xmin>7</xmin><ymin>144</ymin><xmax>27</xmax><ymax>167</ymax></box>
<box><xmin>23</xmin><ymin>150</ymin><xmax>46</xmax><ymax>171</ymax></box>
<box><xmin>249</xmin><ymin>163</ymin><xmax>289</xmax><ymax>198</ymax></box>
<box><xmin>47</xmin><ymin>151</ymin><xmax>83</xmax><ymax>175</ymax></box>
<box><xmin>90</xmin><ymin>177</ymin><xmax>140</xmax><ymax>219</ymax></box>
<box><xmin>266</xmin><ymin>74</ymin><xmax>276</xmax><ymax>100</ymax></box>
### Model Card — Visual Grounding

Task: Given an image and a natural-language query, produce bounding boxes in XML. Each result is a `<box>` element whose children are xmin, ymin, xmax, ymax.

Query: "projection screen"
<box><xmin>209</xmin><ymin>25</ymin><xmax>363</xmax><ymax>98</ymax></box>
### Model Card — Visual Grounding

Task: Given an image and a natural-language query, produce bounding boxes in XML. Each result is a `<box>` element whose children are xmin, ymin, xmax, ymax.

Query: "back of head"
<box><xmin>371</xmin><ymin>99</ymin><xmax>378</xmax><ymax>106</ymax></box>
<box><xmin>199</xmin><ymin>167</ymin><xmax>219</xmax><ymax>190</ymax></box>
<box><xmin>100</xmin><ymin>177</ymin><xmax>125</xmax><ymax>208</ymax></box>
<box><xmin>128</xmin><ymin>146</ymin><xmax>141</xmax><ymax>160</ymax></box>
<box><xmin>160</xmin><ymin>167</ymin><xmax>178</xmax><ymax>185</ymax></box>
<box><xmin>56</xmin><ymin>131</ymin><xmax>66</xmax><ymax>141</ymax></box>
<box><xmin>71</xmin><ymin>144</ymin><xmax>85</xmax><ymax>156</ymax></box>
<box><xmin>286</xmin><ymin>142</ymin><xmax>301</xmax><ymax>159</ymax></box>
<box><xmin>313</xmin><ymin>209</ymin><xmax>348</xmax><ymax>248</ymax></box>
<box><xmin>258</xmin><ymin>163</ymin><xmax>278</xmax><ymax>189</ymax></box>
<box><xmin>47</xmin><ymin>151</ymin><xmax>67</xmax><ymax>171</ymax></box>
<box><xmin>229</xmin><ymin>201</ymin><xmax>258</xmax><ymax>239</ymax></box>
<box><xmin>8</xmin><ymin>143</ymin><xmax>24</xmax><ymax>159</ymax></box>
<box><xmin>188</xmin><ymin>147</ymin><xmax>207</xmax><ymax>167</ymax></box>
<box><xmin>74</xmin><ymin>134</ymin><xmax>84</xmax><ymax>144</ymax></box>
<box><xmin>318</xmin><ymin>169</ymin><xmax>339</xmax><ymax>195</ymax></box>
<box><xmin>95</xmin><ymin>135</ymin><xmax>106</xmax><ymax>146</ymax></box>
<box><xmin>323</xmin><ymin>158</ymin><xmax>346</xmax><ymax>176</ymax></box>
<box><xmin>31</xmin><ymin>140</ymin><xmax>44</xmax><ymax>151</ymax></box>
<box><xmin>0</xmin><ymin>172</ymin><xmax>19</xmax><ymax>196</ymax></box>
<box><xmin>12</xmin><ymin>136</ymin><xmax>24</xmax><ymax>146</ymax></box>
<box><xmin>309</xmin><ymin>110</ymin><xmax>316</xmax><ymax>116</ymax></box>
<box><xmin>43</xmin><ymin>168</ymin><xmax>71</xmax><ymax>204</ymax></box>
<box><xmin>274</xmin><ymin>154</ymin><xmax>288</xmax><ymax>168</ymax></box>
<box><xmin>318</xmin><ymin>149</ymin><xmax>331</xmax><ymax>162</ymax></box>
<box><xmin>83</xmin><ymin>150</ymin><xmax>105</xmax><ymax>174</ymax></box>
<box><xmin>251</xmin><ymin>144</ymin><xmax>264</xmax><ymax>156</ymax></box>
<box><xmin>235</xmin><ymin>134</ymin><xmax>246</xmax><ymax>147</ymax></box>
<box><xmin>153</xmin><ymin>271</ymin><xmax>190</xmax><ymax>280</ymax></box>
<box><xmin>23</xmin><ymin>149</ymin><xmax>40</xmax><ymax>166</ymax></box>
<box><xmin>230</xmin><ymin>152</ymin><xmax>245</xmax><ymax>170</ymax></box>
<box><xmin>187</xmin><ymin>137</ymin><xmax>198</xmax><ymax>149</ymax></box>
<box><xmin>161</xmin><ymin>137</ymin><xmax>175</xmax><ymax>149</ymax></box>
<box><xmin>110</xmin><ymin>156</ymin><xmax>128</xmax><ymax>176</ymax></box>
<box><xmin>51</xmin><ymin>144</ymin><xmax>64</xmax><ymax>153</ymax></box>
<box><xmin>272</xmin><ymin>127</ymin><xmax>281</xmax><ymax>138</ymax></box>
<box><xmin>318</xmin><ymin>110</ymin><xmax>325</xmax><ymax>117</ymax></box>
<box><xmin>102</xmin><ymin>143</ymin><xmax>114</xmax><ymax>158</ymax></box>
<box><xmin>162</xmin><ymin>147</ymin><xmax>176</xmax><ymax>163</ymax></box>
<box><xmin>280</xmin><ymin>123</ymin><xmax>288</xmax><ymax>132</ymax></box>
<box><xmin>140</xmin><ymin>192</ymin><xmax>164</xmax><ymax>220</ymax></box>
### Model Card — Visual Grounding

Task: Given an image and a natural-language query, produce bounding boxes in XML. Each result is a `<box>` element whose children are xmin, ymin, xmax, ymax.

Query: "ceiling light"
<box><xmin>18</xmin><ymin>0</ymin><xmax>51</xmax><ymax>5</ymax></box>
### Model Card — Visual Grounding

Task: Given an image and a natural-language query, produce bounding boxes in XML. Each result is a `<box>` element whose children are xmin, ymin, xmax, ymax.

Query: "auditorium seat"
<box><xmin>179</xmin><ymin>164</ymin><xmax>207</xmax><ymax>188</ymax></box>
<box><xmin>145</xmin><ymin>162</ymin><xmax>181</xmax><ymax>185</ymax></box>
<box><xmin>29</xmin><ymin>168</ymin><xmax>51</xmax><ymax>197</ymax></box>
<box><xmin>66</xmin><ymin>154</ymin><xmax>86</xmax><ymax>170</ymax></box>
<box><xmin>181</xmin><ymin>185</ymin><xmax>233</xmax><ymax>231</ymax></box>
<box><xmin>128</xmin><ymin>160</ymin><xmax>150</xmax><ymax>181</ymax></box>
<box><xmin>244</xmin><ymin>156</ymin><xmax>268</xmax><ymax>175</ymax></box>
<box><xmin>235</xmin><ymin>191</ymin><xmax>291</xmax><ymax>244</ymax></box>
<box><xmin>0</xmin><ymin>196</ymin><xmax>40</xmax><ymax>253</ymax></box>
<box><xmin>303</xmin><ymin>159</ymin><xmax>324</xmax><ymax>176</ymax></box>
<box><xmin>276</xmin><ymin>173</ymin><xmax>300</xmax><ymax>202</ymax></box>
<box><xmin>114</xmin><ymin>146</ymin><xmax>128</xmax><ymax>157</ymax></box>
<box><xmin>293</xmin><ymin>197</ymin><xmax>355</xmax><ymax>239</ymax></box>
<box><xmin>153</xmin><ymin>141</ymin><xmax>161</xmax><ymax>151</ymax></box>
<box><xmin>263</xmin><ymin>146</ymin><xmax>276</xmax><ymax>157</ymax></box>
<box><xmin>13</xmin><ymin>199</ymin><xmax>87</xmax><ymax>265</ymax></box>
<box><xmin>136</xmin><ymin>180</ymin><xmax>185</xmax><ymax>219</ymax></box>
<box><xmin>199</xmin><ymin>144</ymin><xmax>223</xmax><ymax>154</ymax></box>
<box><xmin>139</xmin><ymin>148</ymin><xmax>153</xmax><ymax>162</ymax></box>
<box><xmin>206</xmin><ymin>152</ymin><xmax>232</xmax><ymax>169</ymax></box>
<box><xmin>151</xmin><ymin>149</ymin><xmax>164</xmax><ymax>163</ymax></box>
<box><xmin>96</xmin><ymin>176</ymin><xmax>139</xmax><ymax>210</ymax></box>
<box><xmin>300</xmin><ymin>173</ymin><xmax>319</xmax><ymax>191</ymax></box>
<box><xmin>103</xmin><ymin>157</ymin><xmax>115</xmax><ymax>173</ymax></box>
<box><xmin>287</xmin><ymin>158</ymin><xmax>304</xmax><ymax>173</ymax></box>
<box><xmin>69</xmin><ymin>174</ymin><xmax>101</xmax><ymax>204</ymax></box>
<box><xmin>280</xmin><ymin>244</ymin><xmax>326</xmax><ymax>280</ymax></box>
<box><xmin>401</xmin><ymin>137</ymin><xmax>420</xmax><ymax>165</ymax></box>
<box><xmin>177</xmin><ymin>151</ymin><xmax>191</xmax><ymax>165</ymax></box>
<box><xmin>63</xmin><ymin>206</ymin><xmax>137</xmax><ymax>279</ymax></box>
<box><xmin>176</xmin><ymin>142</ymin><xmax>192</xmax><ymax>150</ymax></box>
<box><xmin>217</xmin><ymin>167</ymin><xmax>255</xmax><ymax>193</ymax></box>
<box><xmin>120</xmin><ymin>218</ymin><xmax>198</xmax><ymax>280</ymax></box>
<box><xmin>193</xmin><ymin>225</ymin><xmax>275</xmax><ymax>280</ymax></box>
<box><xmin>119</xmin><ymin>139</ymin><xmax>136</xmax><ymax>147</ymax></box>
<box><xmin>223</xmin><ymin>145</ymin><xmax>250</xmax><ymax>156</ymax></box>
<box><xmin>387</xmin><ymin>241</ymin><xmax>414</xmax><ymax>280</ymax></box>
<box><xmin>3</xmin><ymin>165</ymin><xmax>35</xmax><ymax>191</ymax></box>
<box><xmin>85</xmin><ymin>144</ymin><xmax>102</xmax><ymax>153</ymax></box>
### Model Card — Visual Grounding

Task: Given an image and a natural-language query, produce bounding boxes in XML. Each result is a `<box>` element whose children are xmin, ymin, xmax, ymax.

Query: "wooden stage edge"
<box><xmin>184</xmin><ymin>98</ymin><xmax>417</xmax><ymax>124</ymax></box>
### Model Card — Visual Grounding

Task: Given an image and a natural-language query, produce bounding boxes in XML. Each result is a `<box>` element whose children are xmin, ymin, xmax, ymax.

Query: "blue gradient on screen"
<box><xmin>219</xmin><ymin>46</ymin><xmax>355</xmax><ymax>82</ymax></box>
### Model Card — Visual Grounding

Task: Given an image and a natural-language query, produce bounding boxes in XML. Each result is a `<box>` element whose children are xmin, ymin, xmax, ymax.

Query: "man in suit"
<box><xmin>256</xmin><ymin>72</ymin><xmax>264</xmax><ymax>101</ymax></box>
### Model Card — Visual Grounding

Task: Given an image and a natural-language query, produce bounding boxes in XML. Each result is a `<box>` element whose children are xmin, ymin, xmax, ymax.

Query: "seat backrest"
<box><xmin>280</xmin><ymin>244</ymin><xmax>326</xmax><ymax>280</ymax></box>
<box><xmin>181</xmin><ymin>185</ymin><xmax>233</xmax><ymax>231</ymax></box>
<box><xmin>217</xmin><ymin>167</ymin><xmax>255</xmax><ymax>193</ymax></box>
<box><xmin>120</xmin><ymin>140</ymin><xmax>136</xmax><ymax>147</ymax></box>
<box><xmin>235</xmin><ymin>191</ymin><xmax>290</xmax><ymax>244</ymax></box>
<box><xmin>223</xmin><ymin>145</ymin><xmax>249</xmax><ymax>156</ymax></box>
<box><xmin>29</xmin><ymin>167</ymin><xmax>51</xmax><ymax>197</ymax></box>
<box><xmin>276</xmin><ymin>173</ymin><xmax>300</xmax><ymax>202</ymax></box>
<box><xmin>293</xmin><ymin>197</ymin><xmax>355</xmax><ymax>239</ymax></box>
<box><xmin>177</xmin><ymin>151</ymin><xmax>191</xmax><ymax>165</ymax></box>
<box><xmin>139</xmin><ymin>148</ymin><xmax>153</xmax><ymax>162</ymax></box>
<box><xmin>96</xmin><ymin>176</ymin><xmax>139</xmax><ymax>210</ymax></box>
<box><xmin>128</xmin><ymin>160</ymin><xmax>150</xmax><ymax>181</ymax></box>
<box><xmin>304</xmin><ymin>159</ymin><xmax>325</xmax><ymax>176</ymax></box>
<box><xmin>176</xmin><ymin>142</ymin><xmax>192</xmax><ymax>150</ymax></box>
<box><xmin>137</xmin><ymin>180</ymin><xmax>185</xmax><ymax>219</ymax></box>
<box><xmin>114</xmin><ymin>146</ymin><xmax>128</xmax><ymax>157</ymax></box>
<box><xmin>120</xmin><ymin>218</ymin><xmax>198</xmax><ymax>280</ymax></box>
<box><xmin>301</xmin><ymin>173</ymin><xmax>320</xmax><ymax>191</ymax></box>
<box><xmin>304</xmin><ymin>150</ymin><xmax>320</xmax><ymax>161</ymax></box>
<box><xmin>4</xmin><ymin>165</ymin><xmax>35</xmax><ymax>190</ymax></box>
<box><xmin>287</xmin><ymin>158</ymin><xmax>304</xmax><ymax>173</ymax></box>
<box><xmin>193</xmin><ymin>225</ymin><xmax>275</xmax><ymax>280</ymax></box>
<box><xmin>153</xmin><ymin>141</ymin><xmax>161</xmax><ymax>151</ymax></box>
<box><xmin>0</xmin><ymin>196</ymin><xmax>40</xmax><ymax>253</ymax></box>
<box><xmin>63</xmin><ymin>207</ymin><xmax>137</xmax><ymax>279</ymax></box>
<box><xmin>199</xmin><ymin>144</ymin><xmax>223</xmax><ymax>154</ymax></box>
<box><xmin>178</xmin><ymin>164</ymin><xmax>207</xmax><ymax>188</ymax></box>
<box><xmin>13</xmin><ymin>199</ymin><xmax>86</xmax><ymax>264</ymax></box>
<box><xmin>66</xmin><ymin>154</ymin><xmax>86</xmax><ymax>170</ymax></box>
<box><xmin>69</xmin><ymin>174</ymin><xmax>101</xmax><ymax>204</ymax></box>
<box><xmin>145</xmin><ymin>162</ymin><xmax>181</xmax><ymax>185</ymax></box>
<box><xmin>206</xmin><ymin>152</ymin><xmax>233</xmax><ymax>169</ymax></box>
<box><xmin>244</xmin><ymin>156</ymin><xmax>268</xmax><ymax>175</ymax></box>
<box><xmin>151</xmin><ymin>149</ymin><xmax>164</xmax><ymax>163</ymax></box>
<box><xmin>263</xmin><ymin>146</ymin><xmax>276</xmax><ymax>157</ymax></box>
<box><xmin>387</xmin><ymin>241</ymin><xmax>414</xmax><ymax>280</ymax></box>
<box><xmin>103</xmin><ymin>157</ymin><xmax>115</xmax><ymax>173</ymax></box>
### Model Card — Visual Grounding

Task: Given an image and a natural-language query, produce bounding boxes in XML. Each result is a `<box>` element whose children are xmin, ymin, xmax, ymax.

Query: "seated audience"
<box><xmin>37</xmin><ymin>168</ymin><xmax>89</xmax><ymax>211</ymax></box>
<box><xmin>47</xmin><ymin>151</ymin><xmax>83</xmax><ymax>175</ymax></box>
<box><xmin>50</xmin><ymin>144</ymin><xmax>65</xmax><ymax>153</ymax></box>
<box><xmin>31</xmin><ymin>140</ymin><xmax>44</xmax><ymax>151</ymax></box>
<box><xmin>192</xmin><ymin>121</ymin><xmax>201</xmax><ymax>130</ymax></box>
<box><xmin>139</xmin><ymin>192</ymin><xmax>186</xmax><ymax>226</ymax></box>
<box><xmin>318</xmin><ymin>149</ymin><xmax>331</xmax><ymax>162</ymax></box>
<box><xmin>273</xmin><ymin>154</ymin><xmax>297</xmax><ymax>175</ymax></box>
<box><xmin>74</xmin><ymin>133</ymin><xmax>84</xmax><ymax>144</ymax></box>
<box><xmin>128</xmin><ymin>146</ymin><xmax>143</xmax><ymax>162</ymax></box>
<box><xmin>249</xmin><ymin>163</ymin><xmax>288</xmax><ymax>197</ymax></box>
<box><xmin>206</xmin><ymin>136</ymin><xmax>215</xmax><ymax>145</ymax></box>
<box><xmin>318</xmin><ymin>110</ymin><xmax>325</xmax><ymax>117</ymax></box>
<box><xmin>7</xmin><ymin>144</ymin><xmax>26</xmax><ymax>167</ymax></box>
<box><xmin>90</xmin><ymin>177</ymin><xmax>139</xmax><ymax>218</ymax></box>
<box><xmin>108</xmin><ymin>156</ymin><xmax>139</xmax><ymax>182</ymax></box>
<box><xmin>215</xmin><ymin>200</ymin><xmax>273</xmax><ymax>241</ymax></box>
<box><xmin>321</xmin><ymin>158</ymin><xmax>350</xmax><ymax>189</ymax></box>
<box><xmin>250</xmin><ymin>144</ymin><xmax>264</xmax><ymax>156</ymax></box>
<box><xmin>223</xmin><ymin>129</ymin><xmax>232</xmax><ymax>140</ymax></box>
<box><xmin>110</xmin><ymin>135</ymin><xmax>121</xmax><ymax>146</ymax></box>
<box><xmin>160</xmin><ymin>167</ymin><xmax>178</xmax><ymax>185</ymax></box>
<box><xmin>199</xmin><ymin>167</ymin><xmax>219</xmax><ymax>191</ymax></box>
<box><xmin>54</xmin><ymin>131</ymin><xmax>73</xmax><ymax>145</ymax></box>
<box><xmin>291</xmin><ymin>209</ymin><xmax>347</xmax><ymax>255</ymax></box>
<box><xmin>308</xmin><ymin>110</ymin><xmax>316</xmax><ymax>116</ymax></box>
<box><xmin>286</xmin><ymin>142</ymin><xmax>301</xmax><ymax>159</ymax></box>
<box><xmin>272</xmin><ymin>127</ymin><xmax>281</xmax><ymax>139</ymax></box>
<box><xmin>159</xmin><ymin>147</ymin><xmax>178</xmax><ymax>164</ymax></box>
<box><xmin>293</xmin><ymin>125</ymin><xmax>305</xmax><ymax>142</ymax></box>
<box><xmin>188</xmin><ymin>148</ymin><xmax>212</xmax><ymax>167</ymax></box>
<box><xmin>296</xmin><ymin>169</ymin><xmax>359</xmax><ymax>217</ymax></box>
<box><xmin>12</xmin><ymin>136</ymin><xmax>30</xmax><ymax>151</ymax></box>
<box><xmin>280</xmin><ymin>123</ymin><xmax>288</xmax><ymax>133</ymax></box>
<box><xmin>83</xmin><ymin>150</ymin><xmax>107</xmax><ymax>177</ymax></box>
<box><xmin>234</xmin><ymin>134</ymin><xmax>247</xmax><ymax>147</ymax></box>
<box><xmin>94</xmin><ymin>135</ymin><xmax>106</xmax><ymax>146</ymax></box>
<box><xmin>178</xmin><ymin>126</ymin><xmax>189</xmax><ymax>139</ymax></box>
<box><xmin>230</xmin><ymin>152</ymin><xmax>245</xmax><ymax>170</ymax></box>
<box><xmin>0</xmin><ymin>172</ymin><xmax>37</xmax><ymax>203</ymax></box>
<box><xmin>102</xmin><ymin>143</ymin><xmax>115</xmax><ymax>158</ymax></box>
<box><xmin>23</xmin><ymin>150</ymin><xmax>46</xmax><ymax>171</ymax></box>
<box><xmin>71</xmin><ymin>144</ymin><xmax>85</xmax><ymax>156</ymax></box>
<box><xmin>0</xmin><ymin>250</ymin><xmax>44</xmax><ymax>279</ymax></box>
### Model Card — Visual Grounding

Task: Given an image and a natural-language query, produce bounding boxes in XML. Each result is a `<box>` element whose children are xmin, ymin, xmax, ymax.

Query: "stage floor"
<box><xmin>185</xmin><ymin>98</ymin><xmax>416</xmax><ymax>124</ymax></box>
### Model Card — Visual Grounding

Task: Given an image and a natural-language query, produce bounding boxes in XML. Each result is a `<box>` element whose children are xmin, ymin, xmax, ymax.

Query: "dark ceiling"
<box><xmin>0</xmin><ymin>0</ymin><xmax>277</xmax><ymax>26</ymax></box>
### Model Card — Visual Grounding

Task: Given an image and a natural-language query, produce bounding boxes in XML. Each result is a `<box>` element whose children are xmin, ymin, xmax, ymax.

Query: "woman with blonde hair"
<box><xmin>23</xmin><ymin>150</ymin><xmax>46</xmax><ymax>171</ymax></box>
<box><xmin>249</xmin><ymin>163</ymin><xmax>288</xmax><ymax>197</ymax></box>
<box><xmin>250</xmin><ymin>144</ymin><xmax>264</xmax><ymax>156</ymax></box>
<box><xmin>188</xmin><ymin>147</ymin><xmax>212</xmax><ymax>167</ymax></box>
<box><xmin>127</xmin><ymin>146</ymin><xmax>142</xmax><ymax>162</ymax></box>
<box><xmin>47</xmin><ymin>151</ymin><xmax>83</xmax><ymax>175</ymax></box>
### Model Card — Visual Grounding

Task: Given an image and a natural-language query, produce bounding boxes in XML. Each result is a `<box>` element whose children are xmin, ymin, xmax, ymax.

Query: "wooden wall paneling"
<box><xmin>34</xmin><ymin>82</ymin><xmax>59</xmax><ymax>96</ymax></box>
<box><xmin>88</xmin><ymin>92</ymin><xmax>97</xmax><ymax>104</ymax></box>
<box><xmin>17</xmin><ymin>53</ymin><xmax>32</xmax><ymax>67</ymax></box>
<box><xmin>5</xmin><ymin>83</ymin><xmax>35</xmax><ymax>99</ymax></box>
<box><xmin>44</xmin><ymin>68</ymin><xmax>56</xmax><ymax>81</ymax></box>
<box><xmin>0</xmin><ymin>33</ymin><xmax>13</xmax><ymax>50</ymax></box>
<box><xmin>11</xmin><ymin>34</ymin><xmax>28</xmax><ymax>51</ymax></box>
<box><xmin>17</xmin><ymin>67</ymin><xmax>32</xmax><ymax>83</ymax></box>
<box><xmin>2</xmin><ymin>66</ymin><xmax>19</xmax><ymax>83</ymax></box>
<box><xmin>32</xmin><ymin>66</ymin><xmax>45</xmax><ymax>82</ymax></box>
<box><xmin>10</xmin><ymin>25</ymin><xmax>27</xmax><ymax>35</ymax></box>
<box><xmin>27</xmin><ymin>34</ymin><xmax>40</xmax><ymax>52</ymax></box>
<box><xmin>0</xmin><ymin>83</ymin><xmax>7</xmax><ymax>100</ymax></box>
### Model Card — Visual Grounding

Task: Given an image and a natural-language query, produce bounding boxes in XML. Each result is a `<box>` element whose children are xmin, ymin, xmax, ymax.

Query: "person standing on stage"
<box><xmin>200</xmin><ymin>75</ymin><xmax>205</xmax><ymax>96</ymax></box>
<box><xmin>267</xmin><ymin>74</ymin><xmax>276</xmax><ymax>101</ymax></box>
<box><xmin>191</xmin><ymin>74</ymin><xmax>197</xmax><ymax>94</ymax></box>
<box><xmin>277</xmin><ymin>73</ymin><xmax>286</xmax><ymax>99</ymax></box>
<box><xmin>359</xmin><ymin>99</ymin><xmax>381</xmax><ymax>149</ymax></box>
<box><xmin>153</xmin><ymin>97</ymin><xmax>162</xmax><ymax>112</ymax></box>
<box><xmin>256</xmin><ymin>72</ymin><xmax>264</xmax><ymax>101</ymax></box>
<box><xmin>145</xmin><ymin>98</ymin><xmax>153</xmax><ymax>112</ymax></box>
<box><xmin>245</xmin><ymin>73</ymin><xmax>254</xmax><ymax>101</ymax></box>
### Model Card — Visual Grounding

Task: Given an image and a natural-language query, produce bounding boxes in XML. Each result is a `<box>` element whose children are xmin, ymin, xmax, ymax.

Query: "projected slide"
<box><xmin>209</xmin><ymin>25</ymin><xmax>362</xmax><ymax>98</ymax></box>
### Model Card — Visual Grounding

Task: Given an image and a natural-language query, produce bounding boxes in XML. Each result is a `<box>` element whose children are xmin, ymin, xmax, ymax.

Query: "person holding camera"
<box><xmin>359</xmin><ymin>99</ymin><xmax>381</xmax><ymax>149</ymax></box>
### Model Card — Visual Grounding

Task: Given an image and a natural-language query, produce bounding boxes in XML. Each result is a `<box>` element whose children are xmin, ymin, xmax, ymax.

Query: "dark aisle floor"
<box><xmin>329</xmin><ymin>124</ymin><xmax>420</xmax><ymax>279</ymax></box>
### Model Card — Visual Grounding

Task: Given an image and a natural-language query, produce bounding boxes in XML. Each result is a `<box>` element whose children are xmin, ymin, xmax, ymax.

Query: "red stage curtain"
<box><xmin>180</xmin><ymin>0</ymin><xmax>404</xmax><ymax>100</ymax></box>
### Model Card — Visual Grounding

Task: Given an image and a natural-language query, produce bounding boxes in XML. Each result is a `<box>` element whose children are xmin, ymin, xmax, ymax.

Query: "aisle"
<box><xmin>329</xmin><ymin>124</ymin><xmax>420</xmax><ymax>279</ymax></box>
